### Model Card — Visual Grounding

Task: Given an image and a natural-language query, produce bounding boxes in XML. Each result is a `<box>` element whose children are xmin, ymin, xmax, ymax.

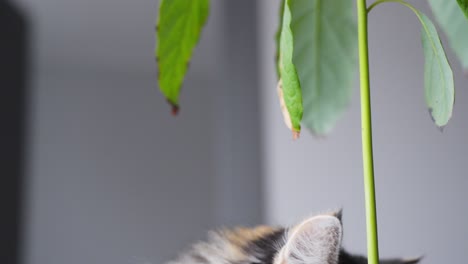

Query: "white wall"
<box><xmin>258</xmin><ymin>1</ymin><xmax>468</xmax><ymax>263</ymax></box>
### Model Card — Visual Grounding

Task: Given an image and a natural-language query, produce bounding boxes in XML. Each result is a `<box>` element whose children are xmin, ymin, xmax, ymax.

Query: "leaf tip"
<box><xmin>428</xmin><ymin>108</ymin><xmax>448</xmax><ymax>132</ymax></box>
<box><xmin>292</xmin><ymin>131</ymin><xmax>300</xmax><ymax>140</ymax></box>
<box><xmin>427</xmin><ymin>108</ymin><xmax>436</xmax><ymax>124</ymax></box>
<box><xmin>167</xmin><ymin>100</ymin><xmax>180</xmax><ymax>116</ymax></box>
<box><xmin>171</xmin><ymin>105</ymin><xmax>179</xmax><ymax>116</ymax></box>
<box><xmin>438</xmin><ymin>125</ymin><xmax>446</xmax><ymax>133</ymax></box>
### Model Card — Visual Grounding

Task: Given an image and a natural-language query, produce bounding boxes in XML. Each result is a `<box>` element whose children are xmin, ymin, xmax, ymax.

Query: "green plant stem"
<box><xmin>356</xmin><ymin>1</ymin><xmax>379</xmax><ymax>264</ymax></box>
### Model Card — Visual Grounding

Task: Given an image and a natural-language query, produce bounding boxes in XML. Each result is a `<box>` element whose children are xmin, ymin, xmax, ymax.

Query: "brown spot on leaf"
<box><xmin>167</xmin><ymin>101</ymin><xmax>179</xmax><ymax>116</ymax></box>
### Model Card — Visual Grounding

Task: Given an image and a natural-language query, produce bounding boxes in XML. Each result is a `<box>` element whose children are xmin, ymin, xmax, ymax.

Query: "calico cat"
<box><xmin>166</xmin><ymin>210</ymin><xmax>420</xmax><ymax>264</ymax></box>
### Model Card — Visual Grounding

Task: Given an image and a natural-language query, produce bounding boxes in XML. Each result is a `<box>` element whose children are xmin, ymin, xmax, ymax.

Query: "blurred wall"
<box><xmin>18</xmin><ymin>0</ymin><xmax>468</xmax><ymax>264</ymax></box>
<box><xmin>21</xmin><ymin>0</ymin><xmax>261</xmax><ymax>264</ymax></box>
<box><xmin>258</xmin><ymin>1</ymin><xmax>468</xmax><ymax>264</ymax></box>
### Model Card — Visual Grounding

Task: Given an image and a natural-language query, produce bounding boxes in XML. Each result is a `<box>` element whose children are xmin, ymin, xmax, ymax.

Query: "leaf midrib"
<box><xmin>313</xmin><ymin>0</ymin><xmax>322</xmax><ymax>101</ymax></box>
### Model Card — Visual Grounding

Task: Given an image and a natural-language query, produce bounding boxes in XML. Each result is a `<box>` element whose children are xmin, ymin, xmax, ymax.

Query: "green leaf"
<box><xmin>457</xmin><ymin>0</ymin><xmax>468</xmax><ymax>19</ymax></box>
<box><xmin>278</xmin><ymin>0</ymin><xmax>303</xmax><ymax>136</ymax></box>
<box><xmin>417</xmin><ymin>12</ymin><xmax>454</xmax><ymax>127</ymax></box>
<box><xmin>156</xmin><ymin>0</ymin><xmax>209</xmax><ymax>110</ymax></box>
<box><xmin>428</xmin><ymin>0</ymin><xmax>468</xmax><ymax>71</ymax></box>
<box><xmin>288</xmin><ymin>0</ymin><xmax>358</xmax><ymax>135</ymax></box>
<box><xmin>275</xmin><ymin>0</ymin><xmax>285</xmax><ymax>78</ymax></box>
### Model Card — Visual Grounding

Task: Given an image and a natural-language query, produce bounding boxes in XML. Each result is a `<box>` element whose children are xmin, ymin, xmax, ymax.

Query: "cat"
<box><xmin>166</xmin><ymin>210</ymin><xmax>421</xmax><ymax>264</ymax></box>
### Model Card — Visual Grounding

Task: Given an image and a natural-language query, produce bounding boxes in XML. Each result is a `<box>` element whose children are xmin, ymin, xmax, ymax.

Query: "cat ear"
<box><xmin>276</xmin><ymin>215</ymin><xmax>342</xmax><ymax>264</ymax></box>
<box><xmin>330</xmin><ymin>208</ymin><xmax>342</xmax><ymax>222</ymax></box>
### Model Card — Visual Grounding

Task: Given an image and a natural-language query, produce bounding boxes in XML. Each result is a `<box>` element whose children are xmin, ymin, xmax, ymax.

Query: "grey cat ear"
<box><xmin>332</xmin><ymin>208</ymin><xmax>342</xmax><ymax>222</ymax></box>
<box><xmin>321</xmin><ymin>208</ymin><xmax>342</xmax><ymax>222</ymax></box>
<box><xmin>275</xmin><ymin>215</ymin><xmax>342</xmax><ymax>264</ymax></box>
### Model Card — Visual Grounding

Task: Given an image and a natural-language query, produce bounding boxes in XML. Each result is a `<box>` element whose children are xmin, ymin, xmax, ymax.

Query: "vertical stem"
<box><xmin>356</xmin><ymin>1</ymin><xmax>380</xmax><ymax>264</ymax></box>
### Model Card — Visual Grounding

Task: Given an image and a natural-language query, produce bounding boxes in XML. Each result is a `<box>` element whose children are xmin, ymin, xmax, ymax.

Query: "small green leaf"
<box><xmin>457</xmin><ymin>0</ymin><xmax>468</xmax><ymax>19</ymax></box>
<box><xmin>278</xmin><ymin>0</ymin><xmax>303</xmax><ymax>136</ymax></box>
<box><xmin>418</xmin><ymin>12</ymin><xmax>454</xmax><ymax>127</ymax></box>
<box><xmin>428</xmin><ymin>0</ymin><xmax>468</xmax><ymax>71</ymax></box>
<box><xmin>156</xmin><ymin>0</ymin><xmax>210</xmax><ymax>110</ymax></box>
<box><xmin>289</xmin><ymin>0</ymin><xmax>358</xmax><ymax>135</ymax></box>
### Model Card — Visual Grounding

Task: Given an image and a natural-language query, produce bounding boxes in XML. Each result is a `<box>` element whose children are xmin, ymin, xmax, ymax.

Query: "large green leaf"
<box><xmin>156</xmin><ymin>0</ymin><xmax>209</xmax><ymax>111</ymax></box>
<box><xmin>288</xmin><ymin>0</ymin><xmax>357</xmax><ymax>135</ymax></box>
<box><xmin>428</xmin><ymin>0</ymin><xmax>468</xmax><ymax>71</ymax></box>
<box><xmin>457</xmin><ymin>0</ymin><xmax>468</xmax><ymax>19</ymax></box>
<box><xmin>417</xmin><ymin>12</ymin><xmax>454</xmax><ymax>127</ymax></box>
<box><xmin>278</xmin><ymin>0</ymin><xmax>303</xmax><ymax>137</ymax></box>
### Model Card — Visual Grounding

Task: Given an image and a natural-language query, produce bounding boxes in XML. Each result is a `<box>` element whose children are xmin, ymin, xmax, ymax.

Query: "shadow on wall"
<box><xmin>0</xmin><ymin>1</ymin><xmax>29</xmax><ymax>264</ymax></box>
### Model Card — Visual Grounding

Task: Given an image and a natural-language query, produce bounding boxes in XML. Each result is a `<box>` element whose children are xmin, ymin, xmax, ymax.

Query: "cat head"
<box><xmin>169</xmin><ymin>211</ymin><xmax>421</xmax><ymax>264</ymax></box>
<box><xmin>274</xmin><ymin>211</ymin><xmax>421</xmax><ymax>264</ymax></box>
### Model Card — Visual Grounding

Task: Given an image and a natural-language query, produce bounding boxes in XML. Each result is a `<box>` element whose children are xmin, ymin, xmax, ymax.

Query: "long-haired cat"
<box><xmin>166</xmin><ymin>210</ymin><xmax>420</xmax><ymax>264</ymax></box>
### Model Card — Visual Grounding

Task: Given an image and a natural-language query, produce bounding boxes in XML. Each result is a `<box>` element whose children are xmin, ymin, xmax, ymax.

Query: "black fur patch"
<box><xmin>338</xmin><ymin>250</ymin><xmax>421</xmax><ymax>264</ymax></box>
<box><xmin>245</xmin><ymin>228</ymin><xmax>286</xmax><ymax>264</ymax></box>
<box><xmin>339</xmin><ymin>250</ymin><xmax>367</xmax><ymax>264</ymax></box>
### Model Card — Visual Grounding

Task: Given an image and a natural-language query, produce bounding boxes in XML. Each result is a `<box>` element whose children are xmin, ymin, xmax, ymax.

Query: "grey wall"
<box><xmin>212</xmin><ymin>1</ymin><xmax>263</xmax><ymax>227</ymax></box>
<box><xmin>258</xmin><ymin>1</ymin><xmax>468</xmax><ymax>264</ymax></box>
<box><xmin>20</xmin><ymin>0</ymin><xmax>468</xmax><ymax>264</ymax></box>
<box><xmin>22</xmin><ymin>0</ymin><xmax>261</xmax><ymax>264</ymax></box>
